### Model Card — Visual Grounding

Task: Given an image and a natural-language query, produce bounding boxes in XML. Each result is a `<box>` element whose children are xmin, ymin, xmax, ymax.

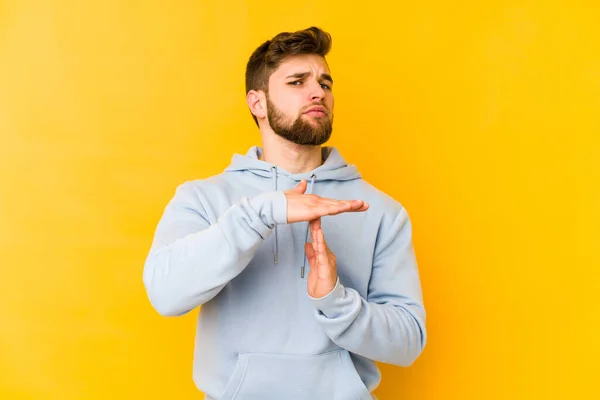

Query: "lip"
<box><xmin>303</xmin><ymin>106</ymin><xmax>328</xmax><ymax>115</ymax></box>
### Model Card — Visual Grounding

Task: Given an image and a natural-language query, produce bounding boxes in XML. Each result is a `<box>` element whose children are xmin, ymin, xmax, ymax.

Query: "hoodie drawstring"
<box><xmin>270</xmin><ymin>168</ymin><xmax>316</xmax><ymax>278</ymax></box>
<box><xmin>271</xmin><ymin>166</ymin><xmax>278</xmax><ymax>264</ymax></box>
<box><xmin>301</xmin><ymin>173</ymin><xmax>316</xmax><ymax>278</ymax></box>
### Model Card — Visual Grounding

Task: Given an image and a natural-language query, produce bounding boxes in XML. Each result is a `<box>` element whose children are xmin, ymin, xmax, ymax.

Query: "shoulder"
<box><xmin>348</xmin><ymin>178</ymin><xmax>407</xmax><ymax>218</ymax></box>
<box><xmin>171</xmin><ymin>172</ymin><xmax>232</xmax><ymax>198</ymax></box>
<box><xmin>163</xmin><ymin>173</ymin><xmax>235</xmax><ymax>216</ymax></box>
<box><xmin>344</xmin><ymin>178</ymin><xmax>415</xmax><ymax>245</ymax></box>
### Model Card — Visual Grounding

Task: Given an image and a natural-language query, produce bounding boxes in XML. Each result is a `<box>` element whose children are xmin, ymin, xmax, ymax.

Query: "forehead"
<box><xmin>270</xmin><ymin>54</ymin><xmax>330</xmax><ymax>79</ymax></box>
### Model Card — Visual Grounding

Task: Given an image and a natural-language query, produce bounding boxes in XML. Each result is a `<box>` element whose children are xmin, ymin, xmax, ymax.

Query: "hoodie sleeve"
<box><xmin>143</xmin><ymin>182</ymin><xmax>287</xmax><ymax>317</ymax></box>
<box><xmin>310</xmin><ymin>207</ymin><xmax>427</xmax><ymax>367</ymax></box>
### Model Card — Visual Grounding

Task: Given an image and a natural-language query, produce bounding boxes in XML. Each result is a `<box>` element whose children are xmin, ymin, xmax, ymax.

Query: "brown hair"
<box><xmin>245</xmin><ymin>26</ymin><xmax>332</xmax><ymax>126</ymax></box>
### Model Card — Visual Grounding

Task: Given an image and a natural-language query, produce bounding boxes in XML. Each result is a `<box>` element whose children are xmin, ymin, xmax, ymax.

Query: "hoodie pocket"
<box><xmin>219</xmin><ymin>349</ymin><xmax>372</xmax><ymax>400</ymax></box>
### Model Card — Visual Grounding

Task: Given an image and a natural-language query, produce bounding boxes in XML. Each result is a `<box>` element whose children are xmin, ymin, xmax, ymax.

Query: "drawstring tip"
<box><xmin>274</xmin><ymin>253</ymin><xmax>278</xmax><ymax>264</ymax></box>
<box><xmin>301</xmin><ymin>266</ymin><xmax>305</xmax><ymax>278</ymax></box>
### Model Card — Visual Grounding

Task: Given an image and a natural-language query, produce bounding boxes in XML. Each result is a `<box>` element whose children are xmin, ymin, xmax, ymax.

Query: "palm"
<box><xmin>305</xmin><ymin>218</ymin><xmax>337</xmax><ymax>298</ymax></box>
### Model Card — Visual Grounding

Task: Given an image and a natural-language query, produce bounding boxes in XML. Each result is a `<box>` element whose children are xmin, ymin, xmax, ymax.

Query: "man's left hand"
<box><xmin>305</xmin><ymin>218</ymin><xmax>338</xmax><ymax>298</ymax></box>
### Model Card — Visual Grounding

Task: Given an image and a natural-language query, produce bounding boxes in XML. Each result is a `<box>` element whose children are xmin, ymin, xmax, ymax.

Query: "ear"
<box><xmin>247</xmin><ymin>90</ymin><xmax>267</xmax><ymax>120</ymax></box>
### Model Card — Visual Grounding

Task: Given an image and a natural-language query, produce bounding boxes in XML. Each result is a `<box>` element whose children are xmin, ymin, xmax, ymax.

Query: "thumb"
<box><xmin>288</xmin><ymin>179</ymin><xmax>307</xmax><ymax>194</ymax></box>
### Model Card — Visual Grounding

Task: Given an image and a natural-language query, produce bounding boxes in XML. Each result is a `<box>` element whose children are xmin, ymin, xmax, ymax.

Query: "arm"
<box><xmin>309</xmin><ymin>208</ymin><xmax>427</xmax><ymax>366</ymax></box>
<box><xmin>143</xmin><ymin>182</ymin><xmax>286</xmax><ymax>317</ymax></box>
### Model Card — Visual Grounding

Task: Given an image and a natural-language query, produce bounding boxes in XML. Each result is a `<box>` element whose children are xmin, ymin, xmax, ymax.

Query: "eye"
<box><xmin>288</xmin><ymin>80</ymin><xmax>302</xmax><ymax>86</ymax></box>
<box><xmin>320</xmin><ymin>83</ymin><xmax>331</xmax><ymax>90</ymax></box>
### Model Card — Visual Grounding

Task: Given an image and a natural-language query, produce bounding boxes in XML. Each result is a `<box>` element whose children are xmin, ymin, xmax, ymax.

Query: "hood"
<box><xmin>224</xmin><ymin>146</ymin><xmax>362</xmax><ymax>278</ymax></box>
<box><xmin>225</xmin><ymin>146</ymin><xmax>362</xmax><ymax>182</ymax></box>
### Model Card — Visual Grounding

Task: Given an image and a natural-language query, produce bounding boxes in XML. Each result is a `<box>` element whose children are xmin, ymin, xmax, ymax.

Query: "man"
<box><xmin>143</xmin><ymin>26</ymin><xmax>426</xmax><ymax>400</ymax></box>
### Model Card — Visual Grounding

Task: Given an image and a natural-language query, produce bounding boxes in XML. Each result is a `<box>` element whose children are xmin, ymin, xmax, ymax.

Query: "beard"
<box><xmin>266</xmin><ymin>96</ymin><xmax>333</xmax><ymax>146</ymax></box>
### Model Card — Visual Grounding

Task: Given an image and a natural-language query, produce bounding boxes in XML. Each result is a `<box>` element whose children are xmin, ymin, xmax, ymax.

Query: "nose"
<box><xmin>309</xmin><ymin>80</ymin><xmax>326</xmax><ymax>101</ymax></box>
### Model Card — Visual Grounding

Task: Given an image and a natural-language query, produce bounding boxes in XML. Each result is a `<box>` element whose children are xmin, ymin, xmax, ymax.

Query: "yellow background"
<box><xmin>1</xmin><ymin>1</ymin><xmax>599</xmax><ymax>399</ymax></box>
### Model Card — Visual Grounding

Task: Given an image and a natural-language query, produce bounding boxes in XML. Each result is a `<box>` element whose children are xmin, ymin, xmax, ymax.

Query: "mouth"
<box><xmin>303</xmin><ymin>106</ymin><xmax>328</xmax><ymax>117</ymax></box>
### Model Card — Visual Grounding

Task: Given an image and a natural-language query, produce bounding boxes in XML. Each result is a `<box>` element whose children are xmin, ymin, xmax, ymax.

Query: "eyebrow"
<box><xmin>285</xmin><ymin>72</ymin><xmax>334</xmax><ymax>84</ymax></box>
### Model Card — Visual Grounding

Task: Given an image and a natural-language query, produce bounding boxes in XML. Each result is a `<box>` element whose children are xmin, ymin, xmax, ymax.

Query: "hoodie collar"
<box><xmin>225</xmin><ymin>146</ymin><xmax>361</xmax><ymax>182</ymax></box>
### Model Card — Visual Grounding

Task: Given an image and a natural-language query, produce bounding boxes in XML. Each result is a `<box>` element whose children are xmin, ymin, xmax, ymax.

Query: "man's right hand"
<box><xmin>284</xmin><ymin>179</ymin><xmax>369</xmax><ymax>224</ymax></box>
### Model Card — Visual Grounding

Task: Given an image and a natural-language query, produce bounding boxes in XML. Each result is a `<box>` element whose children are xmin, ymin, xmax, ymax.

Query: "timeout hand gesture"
<box><xmin>284</xmin><ymin>180</ymin><xmax>369</xmax><ymax>298</ymax></box>
<box><xmin>284</xmin><ymin>180</ymin><xmax>369</xmax><ymax>224</ymax></box>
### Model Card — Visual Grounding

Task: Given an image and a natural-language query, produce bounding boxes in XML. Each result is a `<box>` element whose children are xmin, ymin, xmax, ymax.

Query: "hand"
<box><xmin>305</xmin><ymin>217</ymin><xmax>338</xmax><ymax>298</ymax></box>
<box><xmin>284</xmin><ymin>180</ymin><xmax>369</xmax><ymax>224</ymax></box>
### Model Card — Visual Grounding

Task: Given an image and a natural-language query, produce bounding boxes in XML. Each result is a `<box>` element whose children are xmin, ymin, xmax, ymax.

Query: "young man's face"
<box><xmin>265</xmin><ymin>54</ymin><xmax>334</xmax><ymax>146</ymax></box>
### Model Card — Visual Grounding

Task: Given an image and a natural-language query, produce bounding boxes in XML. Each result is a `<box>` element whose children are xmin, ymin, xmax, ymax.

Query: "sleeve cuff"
<box><xmin>309</xmin><ymin>277</ymin><xmax>346</xmax><ymax>316</ymax></box>
<box><xmin>247</xmin><ymin>191</ymin><xmax>288</xmax><ymax>228</ymax></box>
<box><xmin>271</xmin><ymin>190</ymin><xmax>287</xmax><ymax>225</ymax></box>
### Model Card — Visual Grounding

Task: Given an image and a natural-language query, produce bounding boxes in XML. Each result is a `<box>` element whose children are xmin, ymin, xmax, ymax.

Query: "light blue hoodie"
<box><xmin>143</xmin><ymin>146</ymin><xmax>427</xmax><ymax>400</ymax></box>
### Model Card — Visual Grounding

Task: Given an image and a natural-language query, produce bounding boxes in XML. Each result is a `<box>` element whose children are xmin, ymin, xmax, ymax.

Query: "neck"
<box><xmin>259</xmin><ymin>130</ymin><xmax>323</xmax><ymax>174</ymax></box>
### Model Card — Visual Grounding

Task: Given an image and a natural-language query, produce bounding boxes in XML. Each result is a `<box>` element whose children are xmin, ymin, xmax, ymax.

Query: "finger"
<box><xmin>312</xmin><ymin>217</ymin><xmax>322</xmax><ymax>232</ymax></box>
<box><xmin>319</xmin><ymin>227</ymin><xmax>326</xmax><ymax>247</ymax></box>
<box><xmin>310</xmin><ymin>197</ymin><xmax>366</xmax><ymax>215</ymax></box>
<box><xmin>291</xmin><ymin>179</ymin><xmax>307</xmax><ymax>194</ymax></box>
<box><xmin>307</xmin><ymin>244</ymin><xmax>320</xmax><ymax>271</ymax></box>
<box><xmin>317</xmin><ymin>236</ymin><xmax>329</xmax><ymax>268</ymax></box>
<box><xmin>305</xmin><ymin>242</ymin><xmax>316</xmax><ymax>264</ymax></box>
<box><xmin>314</xmin><ymin>228</ymin><xmax>321</xmax><ymax>254</ymax></box>
<box><xmin>299</xmin><ymin>200</ymin><xmax>368</xmax><ymax>222</ymax></box>
<box><xmin>309</xmin><ymin>218</ymin><xmax>318</xmax><ymax>250</ymax></box>
<box><xmin>322</xmin><ymin>202</ymin><xmax>361</xmax><ymax>216</ymax></box>
<box><xmin>328</xmin><ymin>199</ymin><xmax>365</xmax><ymax>211</ymax></box>
<box><xmin>320</xmin><ymin>198</ymin><xmax>363</xmax><ymax>207</ymax></box>
<box><xmin>309</xmin><ymin>217</ymin><xmax>319</xmax><ymax>231</ymax></box>
<box><xmin>309</xmin><ymin>217</ymin><xmax>321</xmax><ymax>252</ymax></box>
<box><xmin>346</xmin><ymin>200</ymin><xmax>367</xmax><ymax>210</ymax></box>
<box><xmin>357</xmin><ymin>202</ymin><xmax>370</xmax><ymax>212</ymax></box>
<box><xmin>317</xmin><ymin>227</ymin><xmax>326</xmax><ymax>255</ymax></box>
<box><xmin>312</xmin><ymin>196</ymin><xmax>353</xmax><ymax>206</ymax></box>
<box><xmin>321</xmin><ymin>228</ymin><xmax>328</xmax><ymax>253</ymax></box>
<box><xmin>309</xmin><ymin>195</ymin><xmax>365</xmax><ymax>208</ymax></box>
<box><xmin>317</xmin><ymin>229</ymin><xmax>336</xmax><ymax>273</ymax></box>
<box><xmin>313</xmin><ymin>200</ymin><xmax>352</xmax><ymax>212</ymax></box>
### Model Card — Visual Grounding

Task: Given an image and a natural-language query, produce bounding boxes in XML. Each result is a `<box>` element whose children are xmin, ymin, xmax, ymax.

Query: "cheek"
<box><xmin>272</xmin><ymin>92</ymin><xmax>302</xmax><ymax>118</ymax></box>
<box><xmin>286</xmin><ymin>99</ymin><xmax>305</xmax><ymax>118</ymax></box>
